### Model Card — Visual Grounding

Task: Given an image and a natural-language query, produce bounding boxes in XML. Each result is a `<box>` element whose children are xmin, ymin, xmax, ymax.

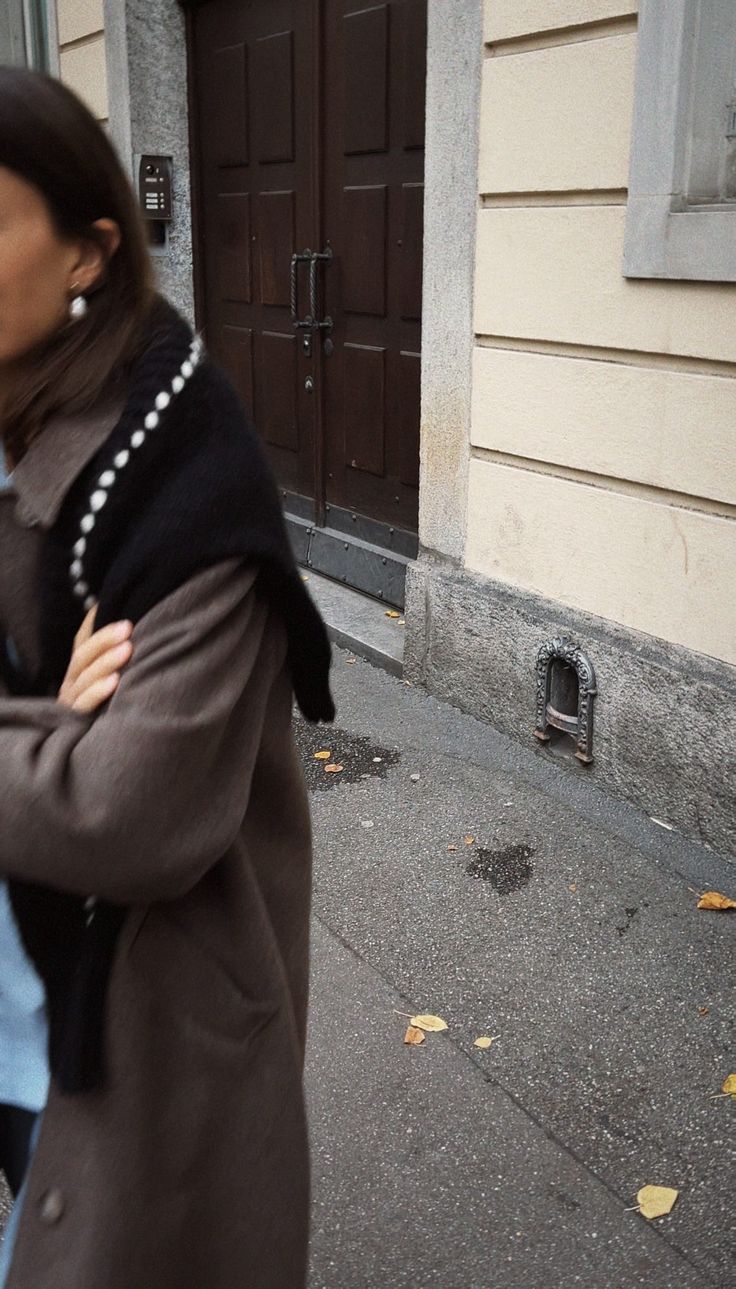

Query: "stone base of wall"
<box><xmin>404</xmin><ymin>556</ymin><xmax>736</xmax><ymax>858</ymax></box>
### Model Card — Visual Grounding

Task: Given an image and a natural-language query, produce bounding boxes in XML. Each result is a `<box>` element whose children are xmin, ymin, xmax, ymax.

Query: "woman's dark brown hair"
<box><xmin>0</xmin><ymin>67</ymin><xmax>154</xmax><ymax>465</ymax></box>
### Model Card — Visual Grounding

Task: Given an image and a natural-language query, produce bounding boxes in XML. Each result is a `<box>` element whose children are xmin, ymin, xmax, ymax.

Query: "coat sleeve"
<box><xmin>0</xmin><ymin>559</ymin><xmax>288</xmax><ymax>904</ymax></box>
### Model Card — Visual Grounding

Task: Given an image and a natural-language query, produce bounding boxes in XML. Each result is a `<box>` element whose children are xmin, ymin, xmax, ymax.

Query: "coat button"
<box><xmin>39</xmin><ymin>1188</ymin><xmax>65</xmax><ymax>1224</ymax></box>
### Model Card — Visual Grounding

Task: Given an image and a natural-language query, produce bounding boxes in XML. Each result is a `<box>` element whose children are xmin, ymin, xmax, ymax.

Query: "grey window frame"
<box><xmin>0</xmin><ymin>0</ymin><xmax>59</xmax><ymax>71</ymax></box>
<box><xmin>24</xmin><ymin>0</ymin><xmax>60</xmax><ymax>73</ymax></box>
<box><xmin>624</xmin><ymin>0</ymin><xmax>736</xmax><ymax>283</ymax></box>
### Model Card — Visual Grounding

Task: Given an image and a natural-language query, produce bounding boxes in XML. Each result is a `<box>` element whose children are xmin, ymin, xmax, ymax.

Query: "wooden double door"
<box><xmin>190</xmin><ymin>0</ymin><xmax>426</xmax><ymax>604</ymax></box>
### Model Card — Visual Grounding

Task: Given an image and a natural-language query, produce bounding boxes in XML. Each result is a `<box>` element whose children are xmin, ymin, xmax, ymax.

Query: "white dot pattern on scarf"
<box><xmin>69</xmin><ymin>334</ymin><xmax>204</xmax><ymax>605</ymax></box>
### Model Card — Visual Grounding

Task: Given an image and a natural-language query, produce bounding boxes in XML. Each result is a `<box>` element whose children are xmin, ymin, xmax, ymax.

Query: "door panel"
<box><xmin>342</xmin><ymin>186</ymin><xmax>388</xmax><ymax>315</ymax></box>
<box><xmin>190</xmin><ymin>0</ymin><xmax>426</xmax><ymax>595</ymax></box>
<box><xmin>344</xmin><ymin>345</ymin><xmax>386</xmax><ymax>477</ymax></box>
<box><xmin>220</xmin><ymin>324</ymin><xmax>253</xmax><ymax>412</ymax></box>
<box><xmin>256</xmin><ymin>191</ymin><xmax>295</xmax><ymax>306</ymax></box>
<box><xmin>212</xmin><ymin>44</ymin><xmax>249</xmax><ymax>166</ymax></box>
<box><xmin>215</xmin><ymin>193</ymin><xmax>251</xmax><ymax>302</ymax></box>
<box><xmin>192</xmin><ymin>0</ymin><xmax>317</xmax><ymax>501</ymax></box>
<box><xmin>321</xmin><ymin>0</ymin><xmax>425</xmax><ymax>533</ymax></box>
<box><xmin>251</xmin><ymin>31</ymin><xmax>296</xmax><ymax>164</ymax></box>
<box><xmin>343</xmin><ymin>5</ymin><xmax>389</xmax><ymax>155</ymax></box>
<box><xmin>403</xmin><ymin>0</ymin><xmax>428</xmax><ymax>150</ymax></box>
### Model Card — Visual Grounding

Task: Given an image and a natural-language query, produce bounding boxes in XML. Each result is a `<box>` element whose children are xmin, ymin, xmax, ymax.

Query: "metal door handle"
<box><xmin>290</xmin><ymin>250</ymin><xmax>313</xmax><ymax>330</ymax></box>
<box><xmin>309</xmin><ymin>249</ymin><xmax>333</xmax><ymax>331</ymax></box>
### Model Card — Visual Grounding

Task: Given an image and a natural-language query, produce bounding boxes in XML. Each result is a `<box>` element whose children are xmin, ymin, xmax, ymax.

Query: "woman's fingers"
<box><xmin>58</xmin><ymin>617</ymin><xmax>134</xmax><ymax>711</ymax></box>
<box><xmin>64</xmin><ymin>639</ymin><xmax>133</xmax><ymax>707</ymax></box>
<box><xmin>73</xmin><ymin>602</ymin><xmax>99</xmax><ymax>650</ymax></box>
<box><xmin>63</xmin><ymin>619</ymin><xmax>133</xmax><ymax>690</ymax></box>
<box><xmin>70</xmin><ymin>672</ymin><xmax>120</xmax><ymax>714</ymax></box>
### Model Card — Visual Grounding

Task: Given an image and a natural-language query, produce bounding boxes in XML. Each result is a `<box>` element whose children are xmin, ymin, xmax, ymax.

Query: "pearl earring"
<box><xmin>69</xmin><ymin>288</ymin><xmax>88</xmax><ymax>321</ymax></box>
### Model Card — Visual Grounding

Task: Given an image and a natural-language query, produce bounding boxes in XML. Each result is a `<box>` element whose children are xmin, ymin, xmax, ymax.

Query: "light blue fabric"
<box><xmin>0</xmin><ymin>883</ymin><xmax>50</xmax><ymax>1114</ymax></box>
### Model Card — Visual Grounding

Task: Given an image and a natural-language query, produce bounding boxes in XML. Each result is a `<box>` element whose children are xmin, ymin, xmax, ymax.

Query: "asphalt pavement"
<box><xmin>301</xmin><ymin>648</ymin><xmax>735</xmax><ymax>1289</ymax></box>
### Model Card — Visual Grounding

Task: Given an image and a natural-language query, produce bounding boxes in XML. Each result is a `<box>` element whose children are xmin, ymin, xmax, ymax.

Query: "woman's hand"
<box><xmin>57</xmin><ymin>604</ymin><xmax>133</xmax><ymax>713</ymax></box>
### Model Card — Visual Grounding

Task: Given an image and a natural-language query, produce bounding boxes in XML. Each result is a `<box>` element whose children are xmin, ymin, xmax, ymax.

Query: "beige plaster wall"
<box><xmin>468</xmin><ymin>1</ymin><xmax>736</xmax><ymax>666</ymax></box>
<box><xmin>56</xmin><ymin>0</ymin><xmax>107</xmax><ymax>121</ymax></box>
<box><xmin>485</xmin><ymin>1</ymin><xmax>638</xmax><ymax>45</ymax></box>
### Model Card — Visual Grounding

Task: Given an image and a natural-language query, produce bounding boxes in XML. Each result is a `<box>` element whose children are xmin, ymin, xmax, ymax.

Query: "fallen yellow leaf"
<box><xmin>635</xmin><ymin>1185</ymin><xmax>679</xmax><ymax>1220</ymax></box>
<box><xmin>324</xmin><ymin>763</ymin><xmax>344</xmax><ymax>774</ymax></box>
<box><xmin>722</xmin><ymin>1073</ymin><xmax>736</xmax><ymax>1099</ymax></box>
<box><xmin>697</xmin><ymin>890</ymin><xmax>736</xmax><ymax>910</ymax></box>
<box><xmin>403</xmin><ymin>1026</ymin><xmax>425</xmax><ymax>1046</ymax></box>
<box><xmin>385</xmin><ymin>610</ymin><xmax>401</xmax><ymax>619</ymax></box>
<box><xmin>464</xmin><ymin>835</ymin><xmax>475</xmax><ymax>846</ymax></box>
<box><xmin>474</xmin><ymin>1036</ymin><xmax>495</xmax><ymax>1050</ymax></box>
<box><xmin>410</xmin><ymin>1014</ymin><xmax>448</xmax><ymax>1033</ymax></box>
<box><xmin>314</xmin><ymin>750</ymin><xmax>332</xmax><ymax>761</ymax></box>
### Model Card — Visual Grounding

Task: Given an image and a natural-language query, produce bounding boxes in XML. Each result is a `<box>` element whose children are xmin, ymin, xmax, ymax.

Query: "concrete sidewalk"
<box><xmin>301</xmin><ymin>650</ymin><xmax>735</xmax><ymax>1288</ymax></box>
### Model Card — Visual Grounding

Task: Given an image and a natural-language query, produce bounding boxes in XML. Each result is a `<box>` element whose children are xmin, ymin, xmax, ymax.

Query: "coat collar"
<box><xmin>10</xmin><ymin>401</ymin><xmax>123</xmax><ymax>530</ymax></box>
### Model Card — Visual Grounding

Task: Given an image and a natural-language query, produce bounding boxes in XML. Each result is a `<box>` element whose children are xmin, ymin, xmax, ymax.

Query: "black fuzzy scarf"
<box><xmin>5</xmin><ymin>300</ymin><xmax>334</xmax><ymax>1095</ymax></box>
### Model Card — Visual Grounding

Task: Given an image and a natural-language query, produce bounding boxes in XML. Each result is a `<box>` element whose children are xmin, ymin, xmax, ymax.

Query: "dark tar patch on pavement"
<box><xmin>295</xmin><ymin>719</ymin><xmax>401</xmax><ymax>791</ymax></box>
<box><xmin>465</xmin><ymin>842</ymin><xmax>535</xmax><ymax>894</ymax></box>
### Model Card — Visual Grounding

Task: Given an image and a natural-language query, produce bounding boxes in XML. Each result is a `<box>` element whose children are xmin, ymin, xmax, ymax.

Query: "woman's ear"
<box><xmin>69</xmin><ymin>218</ymin><xmax>122</xmax><ymax>296</ymax></box>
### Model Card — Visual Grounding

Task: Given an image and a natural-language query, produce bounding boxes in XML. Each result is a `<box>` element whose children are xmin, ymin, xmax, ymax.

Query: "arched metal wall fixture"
<box><xmin>534</xmin><ymin>638</ymin><xmax>597</xmax><ymax>765</ymax></box>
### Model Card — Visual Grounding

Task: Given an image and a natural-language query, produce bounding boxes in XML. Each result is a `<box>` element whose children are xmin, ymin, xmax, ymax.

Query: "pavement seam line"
<box><xmin>311</xmin><ymin>910</ymin><xmax>720</xmax><ymax>1286</ymax></box>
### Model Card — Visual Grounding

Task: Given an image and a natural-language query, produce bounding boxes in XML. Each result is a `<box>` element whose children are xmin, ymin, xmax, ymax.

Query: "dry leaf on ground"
<box><xmin>697</xmin><ymin>891</ymin><xmax>736</xmax><ymax>910</ymax></box>
<box><xmin>474</xmin><ymin>1036</ymin><xmax>496</xmax><ymax>1050</ymax></box>
<box><xmin>569</xmin><ymin>883</ymin><xmax>578</xmax><ymax>893</ymax></box>
<box><xmin>324</xmin><ymin>763</ymin><xmax>344</xmax><ymax>774</ymax></box>
<box><xmin>634</xmin><ymin>1186</ymin><xmax>679</xmax><ymax>1220</ymax></box>
<box><xmin>464</xmin><ymin>836</ymin><xmax>475</xmax><ymax>846</ymax></box>
<box><xmin>410</xmin><ymin>1014</ymin><xmax>448</xmax><ymax>1033</ymax></box>
<box><xmin>314</xmin><ymin>750</ymin><xmax>332</xmax><ymax>761</ymax></box>
<box><xmin>720</xmin><ymin>1074</ymin><xmax>736</xmax><ymax>1099</ymax></box>
<box><xmin>404</xmin><ymin>1026</ymin><xmax>426</xmax><ymax>1046</ymax></box>
<box><xmin>447</xmin><ymin>844</ymin><xmax>458</xmax><ymax>853</ymax></box>
<box><xmin>698</xmin><ymin>1006</ymin><xmax>710</xmax><ymax>1017</ymax></box>
<box><xmin>385</xmin><ymin>610</ymin><xmax>401</xmax><ymax>619</ymax></box>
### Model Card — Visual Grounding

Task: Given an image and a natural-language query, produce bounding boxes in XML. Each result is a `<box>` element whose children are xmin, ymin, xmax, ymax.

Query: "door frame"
<box><xmin>176</xmin><ymin>0</ymin><xmax>483</xmax><ymax>578</ymax></box>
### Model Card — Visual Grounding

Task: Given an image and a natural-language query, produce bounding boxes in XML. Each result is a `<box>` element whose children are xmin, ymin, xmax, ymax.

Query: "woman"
<box><xmin>0</xmin><ymin>67</ymin><xmax>333</xmax><ymax>1289</ymax></box>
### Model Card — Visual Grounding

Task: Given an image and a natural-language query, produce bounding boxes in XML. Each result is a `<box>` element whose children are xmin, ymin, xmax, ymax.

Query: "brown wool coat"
<box><xmin>0</xmin><ymin>407</ymin><xmax>312</xmax><ymax>1288</ymax></box>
